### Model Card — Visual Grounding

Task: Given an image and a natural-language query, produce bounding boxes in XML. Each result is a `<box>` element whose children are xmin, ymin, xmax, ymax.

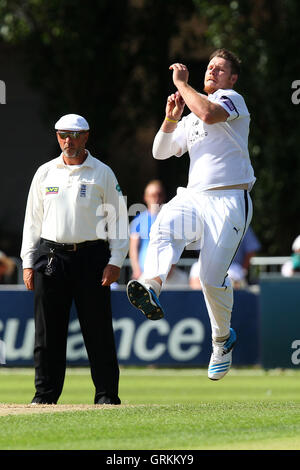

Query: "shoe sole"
<box><xmin>208</xmin><ymin>358</ymin><xmax>232</xmax><ymax>380</ymax></box>
<box><xmin>127</xmin><ymin>280</ymin><xmax>164</xmax><ymax>321</ymax></box>
<box><xmin>30</xmin><ymin>402</ymin><xmax>56</xmax><ymax>405</ymax></box>
<box><xmin>95</xmin><ymin>401</ymin><xmax>121</xmax><ymax>405</ymax></box>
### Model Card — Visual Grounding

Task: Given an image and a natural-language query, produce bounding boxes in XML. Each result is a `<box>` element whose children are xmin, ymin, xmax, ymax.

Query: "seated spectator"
<box><xmin>189</xmin><ymin>259</ymin><xmax>202</xmax><ymax>290</ymax></box>
<box><xmin>163</xmin><ymin>265</ymin><xmax>189</xmax><ymax>289</ymax></box>
<box><xmin>281</xmin><ymin>235</ymin><xmax>300</xmax><ymax>277</ymax></box>
<box><xmin>0</xmin><ymin>251</ymin><xmax>17</xmax><ymax>284</ymax></box>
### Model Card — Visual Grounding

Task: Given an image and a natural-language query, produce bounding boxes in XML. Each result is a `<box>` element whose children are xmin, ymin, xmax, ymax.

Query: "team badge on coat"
<box><xmin>46</xmin><ymin>187</ymin><xmax>59</xmax><ymax>195</ymax></box>
<box><xmin>80</xmin><ymin>184</ymin><xmax>87</xmax><ymax>197</ymax></box>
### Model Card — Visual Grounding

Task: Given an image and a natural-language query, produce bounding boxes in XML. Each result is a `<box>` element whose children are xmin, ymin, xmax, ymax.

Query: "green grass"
<box><xmin>0</xmin><ymin>367</ymin><xmax>300</xmax><ymax>450</ymax></box>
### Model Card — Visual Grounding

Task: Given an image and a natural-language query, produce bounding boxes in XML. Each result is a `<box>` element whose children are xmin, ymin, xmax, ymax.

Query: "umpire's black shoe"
<box><xmin>95</xmin><ymin>396</ymin><xmax>121</xmax><ymax>405</ymax></box>
<box><xmin>30</xmin><ymin>397</ymin><xmax>57</xmax><ymax>405</ymax></box>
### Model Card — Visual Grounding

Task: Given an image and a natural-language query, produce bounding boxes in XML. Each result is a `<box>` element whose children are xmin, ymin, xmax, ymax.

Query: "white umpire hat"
<box><xmin>55</xmin><ymin>114</ymin><xmax>89</xmax><ymax>131</ymax></box>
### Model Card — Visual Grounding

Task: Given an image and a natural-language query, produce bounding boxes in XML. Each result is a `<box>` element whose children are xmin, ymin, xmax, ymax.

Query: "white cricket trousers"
<box><xmin>143</xmin><ymin>188</ymin><xmax>253</xmax><ymax>339</ymax></box>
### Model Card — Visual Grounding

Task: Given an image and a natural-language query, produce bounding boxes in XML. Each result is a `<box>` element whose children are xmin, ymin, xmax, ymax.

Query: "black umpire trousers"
<box><xmin>33</xmin><ymin>238</ymin><xmax>120</xmax><ymax>404</ymax></box>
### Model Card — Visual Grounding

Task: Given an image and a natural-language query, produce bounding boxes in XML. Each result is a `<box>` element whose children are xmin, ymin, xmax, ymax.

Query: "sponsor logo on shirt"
<box><xmin>189</xmin><ymin>119</ymin><xmax>208</xmax><ymax>145</ymax></box>
<box><xmin>80</xmin><ymin>184</ymin><xmax>87</xmax><ymax>197</ymax></box>
<box><xmin>46</xmin><ymin>187</ymin><xmax>59</xmax><ymax>195</ymax></box>
<box><xmin>220</xmin><ymin>96</ymin><xmax>235</xmax><ymax>112</ymax></box>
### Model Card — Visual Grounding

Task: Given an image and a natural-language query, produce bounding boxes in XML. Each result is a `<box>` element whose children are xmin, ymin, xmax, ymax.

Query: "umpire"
<box><xmin>21</xmin><ymin>114</ymin><xmax>129</xmax><ymax>405</ymax></box>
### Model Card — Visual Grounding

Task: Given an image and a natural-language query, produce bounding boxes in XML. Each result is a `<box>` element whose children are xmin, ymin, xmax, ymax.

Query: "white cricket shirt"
<box><xmin>153</xmin><ymin>88</ymin><xmax>255</xmax><ymax>190</ymax></box>
<box><xmin>21</xmin><ymin>151</ymin><xmax>129</xmax><ymax>269</ymax></box>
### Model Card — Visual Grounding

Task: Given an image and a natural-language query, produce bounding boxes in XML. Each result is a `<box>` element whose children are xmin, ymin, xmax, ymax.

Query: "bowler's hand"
<box><xmin>102</xmin><ymin>264</ymin><xmax>121</xmax><ymax>286</ymax></box>
<box><xmin>169</xmin><ymin>63</ymin><xmax>189</xmax><ymax>88</ymax></box>
<box><xmin>23</xmin><ymin>268</ymin><xmax>34</xmax><ymax>291</ymax></box>
<box><xmin>165</xmin><ymin>91</ymin><xmax>185</xmax><ymax>121</ymax></box>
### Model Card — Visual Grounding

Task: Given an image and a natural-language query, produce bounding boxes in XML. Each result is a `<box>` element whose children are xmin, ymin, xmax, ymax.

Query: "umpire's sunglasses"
<box><xmin>57</xmin><ymin>131</ymin><xmax>87</xmax><ymax>139</ymax></box>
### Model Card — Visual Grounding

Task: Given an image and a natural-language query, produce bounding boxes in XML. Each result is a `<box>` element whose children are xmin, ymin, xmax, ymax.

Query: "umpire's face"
<box><xmin>57</xmin><ymin>130</ymin><xmax>89</xmax><ymax>160</ymax></box>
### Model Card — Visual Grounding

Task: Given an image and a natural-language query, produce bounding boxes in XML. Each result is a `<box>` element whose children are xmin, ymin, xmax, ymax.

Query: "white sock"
<box><xmin>213</xmin><ymin>334</ymin><xmax>230</xmax><ymax>343</ymax></box>
<box><xmin>144</xmin><ymin>278</ymin><xmax>162</xmax><ymax>297</ymax></box>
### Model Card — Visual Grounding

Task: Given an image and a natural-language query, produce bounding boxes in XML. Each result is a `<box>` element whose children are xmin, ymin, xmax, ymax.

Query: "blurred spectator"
<box><xmin>189</xmin><ymin>259</ymin><xmax>202</xmax><ymax>290</ymax></box>
<box><xmin>163</xmin><ymin>265</ymin><xmax>189</xmax><ymax>289</ymax></box>
<box><xmin>281</xmin><ymin>235</ymin><xmax>300</xmax><ymax>277</ymax></box>
<box><xmin>129</xmin><ymin>180</ymin><xmax>166</xmax><ymax>279</ymax></box>
<box><xmin>0</xmin><ymin>251</ymin><xmax>17</xmax><ymax>284</ymax></box>
<box><xmin>189</xmin><ymin>226</ymin><xmax>261</xmax><ymax>289</ymax></box>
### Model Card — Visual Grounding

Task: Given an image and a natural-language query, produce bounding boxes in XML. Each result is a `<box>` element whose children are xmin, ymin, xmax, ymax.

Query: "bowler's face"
<box><xmin>57</xmin><ymin>131</ymin><xmax>89</xmax><ymax>159</ymax></box>
<box><xmin>204</xmin><ymin>57</ymin><xmax>237</xmax><ymax>94</ymax></box>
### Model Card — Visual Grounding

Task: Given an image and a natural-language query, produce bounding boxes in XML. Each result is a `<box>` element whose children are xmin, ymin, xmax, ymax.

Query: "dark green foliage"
<box><xmin>0</xmin><ymin>0</ymin><xmax>195</xmax><ymax>206</ymax></box>
<box><xmin>0</xmin><ymin>0</ymin><xmax>299</xmax><ymax>254</ymax></box>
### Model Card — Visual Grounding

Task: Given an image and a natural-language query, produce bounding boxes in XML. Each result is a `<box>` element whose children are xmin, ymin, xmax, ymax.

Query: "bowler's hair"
<box><xmin>209</xmin><ymin>48</ymin><xmax>241</xmax><ymax>76</ymax></box>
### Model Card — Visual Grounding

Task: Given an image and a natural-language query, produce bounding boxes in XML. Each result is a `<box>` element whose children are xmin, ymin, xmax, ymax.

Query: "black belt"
<box><xmin>41</xmin><ymin>238</ymin><xmax>106</xmax><ymax>252</ymax></box>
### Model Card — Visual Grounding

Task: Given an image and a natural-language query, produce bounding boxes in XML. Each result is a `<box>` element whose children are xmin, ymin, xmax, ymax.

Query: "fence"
<box><xmin>7</xmin><ymin>255</ymin><xmax>292</xmax><ymax>287</ymax></box>
<box><xmin>1</xmin><ymin>270</ymin><xmax>299</xmax><ymax>369</ymax></box>
<box><xmin>119</xmin><ymin>256</ymin><xmax>290</xmax><ymax>285</ymax></box>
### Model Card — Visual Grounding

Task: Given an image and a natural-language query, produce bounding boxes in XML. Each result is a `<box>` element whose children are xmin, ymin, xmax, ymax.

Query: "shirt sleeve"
<box><xmin>20</xmin><ymin>168</ymin><xmax>44</xmax><ymax>268</ymax></box>
<box><xmin>152</xmin><ymin>117</ymin><xmax>188</xmax><ymax>159</ymax></box>
<box><xmin>189</xmin><ymin>261</ymin><xmax>200</xmax><ymax>279</ymax></box>
<box><xmin>103</xmin><ymin>169</ymin><xmax>129</xmax><ymax>268</ymax></box>
<box><xmin>211</xmin><ymin>89</ymin><xmax>249</xmax><ymax>122</ymax></box>
<box><xmin>130</xmin><ymin>214</ymin><xmax>141</xmax><ymax>235</ymax></box>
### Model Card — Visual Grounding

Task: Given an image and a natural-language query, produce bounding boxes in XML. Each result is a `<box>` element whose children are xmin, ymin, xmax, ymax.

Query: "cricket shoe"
<box><xmin>127</xmin><ymin>280</ymin><xmax>165</xmax><ymax>320</ymax></box>
<box><xmin>208</xmin><ymin>328</ymin><xmax>237</xmax><ymax>381</ymax></box>
<box><xmin>30</xmin><ymin>398</ymin><xmax>57</xmax><ymax>405</ymax></box>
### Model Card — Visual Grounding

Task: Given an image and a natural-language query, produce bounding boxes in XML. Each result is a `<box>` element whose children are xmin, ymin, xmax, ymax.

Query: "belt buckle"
<box><xmin>65</xmin><ymin>243</ymin><xmax>77</xmax><ymax>251</ymax></box>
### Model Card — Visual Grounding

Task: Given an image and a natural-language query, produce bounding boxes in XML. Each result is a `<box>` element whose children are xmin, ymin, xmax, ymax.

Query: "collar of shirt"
<box><xmin>56</xmin><ymin>150</ymin><xmax>97</xmax><ymax>170</ymax></box>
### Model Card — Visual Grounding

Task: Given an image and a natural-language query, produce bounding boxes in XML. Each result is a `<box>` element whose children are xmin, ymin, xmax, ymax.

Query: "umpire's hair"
<box><xmin>209</xmin><ymin>49</ymin><xmax>241</xmax><ymax>76</ymax></box>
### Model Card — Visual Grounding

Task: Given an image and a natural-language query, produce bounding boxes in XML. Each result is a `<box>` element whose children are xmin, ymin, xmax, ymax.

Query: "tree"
<box><xmin>0</xmin><ymin>0</ymin><xmax>196</xmax><ymax>205</ymax></box>
<box><xmin>2</xmin><ymin>0</ymin><xmax>298</xmax><ymax>255</ymax></box>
